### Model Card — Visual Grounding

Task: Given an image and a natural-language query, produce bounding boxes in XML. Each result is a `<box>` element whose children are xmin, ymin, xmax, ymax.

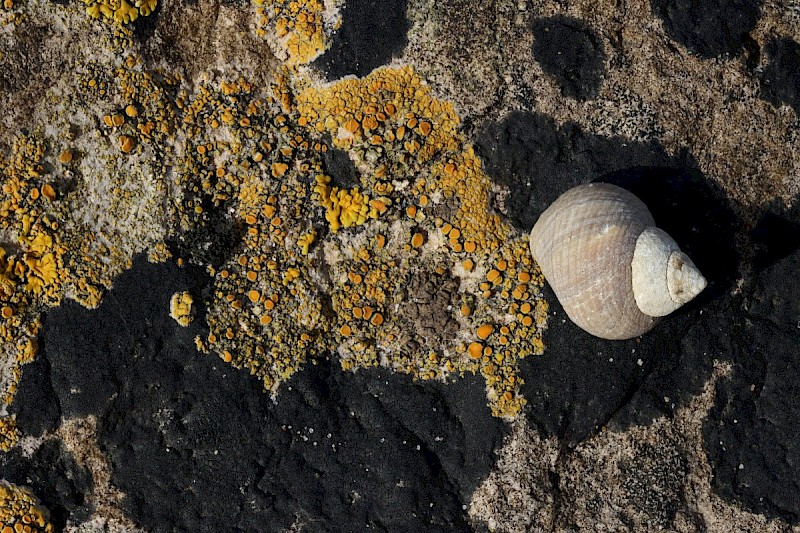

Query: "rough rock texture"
<box><xmin>1</xmin><ymin>0</ymin><xmax>800</xmax><ymax>531</ymax></box>
<box><xmin>10</xmin><ymin>259</ymin><xmax>506</xmax><ymax>531</ymax></box>
<box><xmin>471</xmin><ymin>365</ymin><xmax>800</xmax><ymax>532</ymax></box>
<box><xmin>531</xmin><ymin>15</ymin><xmax>606</xmax><ymax>101</ymax></box>
<box><xmin>313</xmin><ymin>0</ymin><xmax>410</xmax><ymax>79</ymax></box>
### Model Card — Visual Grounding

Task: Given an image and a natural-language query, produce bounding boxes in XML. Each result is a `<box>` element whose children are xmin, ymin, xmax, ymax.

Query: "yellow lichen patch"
<box><xmin>147</xmin><ymin>242</ymin><xmax>172</xmax><ymax>263</ymax></box>
<box><xmin>159</xmin><ymin>66</ymin><xmax>550</xmax><ymax>418</ymax></box>
<box><xmin>254</xmin><ymin>0</ymin><xmax>332</xmax><ymax>65</ymax></box>
<box><xmin>0</xmin><ymin>17</ymin><xmax>549</xmax><ymax>430</ymax></box>
<box><xmin>170</xmin><ymin>291</ymin><xmax>194</xmax><ymax>326</ymax></box>
<box><xmin>468</xmin><ymin>238</ymin><xmax>549</xmax><ymax>416</ymax></box>
<box><xmin>0</xmin><ymin>481</ymin><xmax>53</xmax><ymax>532</ymax></box>
<box><xmin>83</xmin><ymin>0</ymin><xmax>157</xmax><ymax>25</ymax></box>
<box><xmin>297</xmin><ymin>230</ymin><xmax>316</xmax><ymax>255</ymax></box>
<box><xmin>23</xmin><ymin>254</ymin><xmax>58</xmax><ymax>294</ymax></box>
<box><xmin>296</xmin><ymin>66</ymin><xmax>461</xmax><ymax>161</ymax></box>
<box><xmin>313</xmin><ymin>175</ymin><xmax>384</xmax><ymax>232</ymax></box>
<box><xmin>0</xmin><ymin>417</ymin><xmax>19</xmax><ymax>452</ymax></box>
<box><xmin>296</xmin><ymin>66</ymin><xmax>509</xmax><ymax>255</ymax></box>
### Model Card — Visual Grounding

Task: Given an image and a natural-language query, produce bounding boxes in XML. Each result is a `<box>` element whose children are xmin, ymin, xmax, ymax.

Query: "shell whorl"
<box><xmin>631</xmin><ymin>227</ymin><xmax>707</xmax><ymax>317</ymax></box>
<box><xmin>529</xmin><ymin>182</ymin><xmax>706</xmax><ymax>340</ymax></box>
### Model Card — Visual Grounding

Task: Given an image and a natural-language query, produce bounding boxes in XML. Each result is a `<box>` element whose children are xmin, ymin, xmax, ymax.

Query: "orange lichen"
<box><xmin>119</xmin><ymin>135</ymin><xmax>135</xmax><ymax>153</ymax></box>
<box><xmin>468</xmin><ymin>342</ymin><xmax>484</xmax><ymax>359</ymax></box>
<box><xmin>254</xmin><ymin>0</ymin><xmax>331</xmax><ymax>65</ymax></box>
<box><xmin>169</xmin><ymin>291</ymin><xmax>194</xmax><ymax>327</ymax></box>
<box><xmin>83</xmin><ymin>0</ymin><xmax>157</xmax><ymax>25</ymax></box>
<box><xmin>477</xmin><ymin>323</ymin><xmax>494</xmax><ymax>340</ymax></box>
<box><xmin>162</xmin><ymin>65</ymin><xmax>550</xmax><ymax>417</ymax></box>
<box><xmin>0</xmin><ymin>482</ymin><xmax>53</xmax><ymax>532</ymax></box>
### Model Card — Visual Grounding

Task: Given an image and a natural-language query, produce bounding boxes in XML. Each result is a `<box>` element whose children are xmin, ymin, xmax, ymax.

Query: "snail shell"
<box><xmin>529</xmin><ymin>183</ymin><xmax>707</xmax><ymax>340</ymax></box>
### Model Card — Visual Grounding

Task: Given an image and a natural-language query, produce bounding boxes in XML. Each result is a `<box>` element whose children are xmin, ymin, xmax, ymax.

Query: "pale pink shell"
<box><xmin>529</xmin><ymin>183</ymin><xmax>658</xmax><ymax>340</ymax></box>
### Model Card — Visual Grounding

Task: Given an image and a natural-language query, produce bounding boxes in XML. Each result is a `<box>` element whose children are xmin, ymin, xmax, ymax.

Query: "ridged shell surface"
<box><xmin>529</xmin><ymin>183</ymin><xmax>658</xmax><ymax>340</ymax></box>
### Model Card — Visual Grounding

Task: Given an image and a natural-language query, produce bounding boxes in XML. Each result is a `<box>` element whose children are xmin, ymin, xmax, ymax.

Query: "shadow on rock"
<box><xmin>0</xmin><ymin>440</ymin><xmax>94</xmax><ymax>531</ymax></box>
<box><xmin>750</xmin><ymin>197</ymin><xmax>800</xmax><ymax>273</ymax></box>
<box><xmin>703</xmin><ymin>244</ymin><xmax>800</xmax><ymax>524</ymax></box>
<box><xmin>760</xmin><ymin>38</ymin><xmax>800</xmax><ymax>116</ymax></box>
<box><xmin>650</xmin><ymin>0</ymin><xmax>760</xmax><ymax>59</ymax></box>
<box><xmin>474</xmin><ymin>110</ymin><xmax>696</xmax><ymax>231</ymax></box>
<box><xmin>11</xmin><ymin>257</ymin><xmax>505</xmax><ymax>531</ymax></box>
<box><xmin>477</xmin><ymin>111</ymin><xmax>742</xmax><ymax>445</ymax></box>
<box><xmin>531</xmin><ymin>15</ymin><xmax>606</xmax><ymax>101</ymax></box>
<box><xmin>599</xmin><ymin>166</ymin><xmax>740</xmax><ymax>301</ymax></box>
<box><xmin>313</xmin><ymin>0</ymin><xmax>409</xmax><ymax>80</ymax></box>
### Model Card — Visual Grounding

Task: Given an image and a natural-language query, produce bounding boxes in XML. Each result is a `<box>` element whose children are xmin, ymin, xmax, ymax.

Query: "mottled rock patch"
<box><xmin>12</xmin><ymin>257</ymin><xmax>507</xmax><ymax>530</ymax></box>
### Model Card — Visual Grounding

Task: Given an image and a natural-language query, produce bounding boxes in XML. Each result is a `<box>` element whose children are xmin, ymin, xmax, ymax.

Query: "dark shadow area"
<box><xmin>476</xmin><ymin>110</ymin><xmax>741</xmax><ymax>444</ymax></box>
<box><xmin>322</xmin><ymin>144</ymin><xmax>360</xmax><ymax>190</ymax></box>
<box><xmin>6</xmin><ymin>258</ymin><xmax>505</xmax><ymax>531</ymax></box>
<box><xmin>313</xmin><ymin>0</ymin><xmax>409</xmax><ymax>80</ymax></box>
<box><xmin>741</xmin><ymin>33</ymin><xmax>761</xmax><ymax>71</ymax></box>
<box><xmin>9</xmin><ymin>350</ymin><xmax>60</xmax><ymax>437</ymax></box>
<box><xmin>131</xmin><ymin>0</ymin><xmax>162</xmax><ymax>43</ymax></box>
<box><xmin>759</xmin><ymin>37</ymin><xmax>800</xmax><ymax>116</ymax></box>
<box><xmin>474</xmin><ymin>111</ymin><xmax>696</xmax><ymax>231</ymax></box>
<box><xmin>170</xmin><ymin>205</ymin><xmax>246</xmax><ymax>269</ymax></box>
<box><xmin>532</xmin><ymin>16</ymin><xmax>606</xmax><ymax>101</ymax></box>
<box><xmin>751</xmin><ymin>210</ymin><xmax>800</xmax><ymax>272</ymax></box>
<box><xmin>0</xmin><ymin>440</ymin><xmax>94</xmax><ymax>531</ymax></box>
<box><xmin>703</xmin><ymin>245</ymin><xmax>800</xmax><ymax>524</ymax></box>
<box><xmin>650</xmin><ymin>0</ymin><xmax>760</xmax><ymax>59</ymax></box>
<box><xmin>599</xmin><ymin>167</ymin><xmax>740</xmax><ymax>302</ymax></box>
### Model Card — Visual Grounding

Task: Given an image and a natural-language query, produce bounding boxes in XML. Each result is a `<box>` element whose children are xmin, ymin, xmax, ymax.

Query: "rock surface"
<box><xmin>1</xmin><ymin>0</ymin><xmax>799</xmax><ymax>532</ymax></box>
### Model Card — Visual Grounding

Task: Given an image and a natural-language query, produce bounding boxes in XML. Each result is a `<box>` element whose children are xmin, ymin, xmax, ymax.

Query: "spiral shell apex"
<box><xmin>529</xmin><ymin>183</ymin><xmax>707</xmax><ymax>340</ymax></box>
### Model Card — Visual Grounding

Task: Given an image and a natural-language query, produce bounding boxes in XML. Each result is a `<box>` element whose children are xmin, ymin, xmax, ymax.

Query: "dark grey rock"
<box><xmin>20</xmin><ymin>258</ymin><xmax>505</xmax><ymax>532</ymax></box>
<box><xmin>760</xmin><ymin>38</ymin><xmax>800</xmax><ymax>115</ymax></box>
<box><xmin>314</xmin><ymin>0</ymin><xmax>410</xmax><ymax>80</ymax></box>
<box><xmin>532</xmin><ymin>16</ymin><xmax>606</xmax><ymax>101</ymax></box>
<box><xmin>650</xmin><ymin>0</ymin><xmax>760</xmax><ymax>59</ymax></box>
